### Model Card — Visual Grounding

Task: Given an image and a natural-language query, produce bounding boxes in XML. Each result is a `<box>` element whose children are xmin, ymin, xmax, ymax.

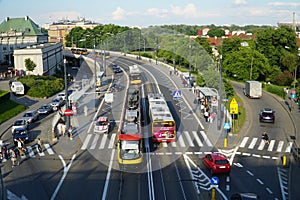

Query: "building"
<box><xmin>46</xmin><ymin>18</ymin><xmax>99</xmax><ymax>46</ymax></box>
<box><xmin>14</xmin><ymin>42</ymin><xmax>63</xmax><ymax>76</ymax></box>
<box><xmin>0</xmin><ymin>16</ymin><xmax>48</xmax><ymax>65</ymax></box>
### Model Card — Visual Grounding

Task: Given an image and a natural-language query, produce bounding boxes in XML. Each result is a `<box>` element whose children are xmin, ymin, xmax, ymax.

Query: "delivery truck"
<box><xmin>244</xmin><ymin>81</ymin><xmax>262</xmax><ymax>98</ymax></box>
<box><xmin>10</xmin><ymin>81</ymin><xmax>25</xmax><ymax>95</ymax></box>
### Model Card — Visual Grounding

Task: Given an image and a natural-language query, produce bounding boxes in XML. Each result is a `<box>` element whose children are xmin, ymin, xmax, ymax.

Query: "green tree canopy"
<box><xmin>25</xmin><ymin>58</ymin><xmax>36</xmax><ymax>74</ymax></box>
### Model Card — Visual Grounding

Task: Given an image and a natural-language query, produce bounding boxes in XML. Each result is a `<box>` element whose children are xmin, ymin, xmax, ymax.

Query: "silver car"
<box><xmin>12</xmin><ymin>119</ymin><xmax>28</xmax><ymax>133</ymax></box>
<box><xmin>22</xmin><ymin>110</ymin><xmax>39</xmax><ymax>124</ymax></box>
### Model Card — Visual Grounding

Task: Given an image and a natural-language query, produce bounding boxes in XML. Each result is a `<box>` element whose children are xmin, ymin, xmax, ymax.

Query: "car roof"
<box><xmin>25</xmin><ymin>110</ymin><xmax>36</xmax><ymax>113</ymax></box>
<box><xmin>210</xmin><ymin>153</ymin><xmax>228</xmax><ymax>160</ymax></box>
<box><xmin>262</xmin><ymin>108</ymin><xmax>273</xmax><ymax>113</ymax></box>
<box><xmin>97</xmin><ymin>116</ymin><xmax>108</xmax><ymax>121</ymax></box>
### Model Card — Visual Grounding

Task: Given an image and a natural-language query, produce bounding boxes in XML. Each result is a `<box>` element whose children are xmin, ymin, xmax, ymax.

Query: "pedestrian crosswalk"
<box><xmin>239</xmin><ymin>136</ymin><xmax>293</xmax><ymax>153</ymax></box>
<box><xmin>1</xmin><ymin>143</ymin><xmax>55</xmax><ymax>163</ymax></box>
<box><xmin>80</xmin><ymin>131</ymin><xmax>214</xmax><ymax>150</ymax></box>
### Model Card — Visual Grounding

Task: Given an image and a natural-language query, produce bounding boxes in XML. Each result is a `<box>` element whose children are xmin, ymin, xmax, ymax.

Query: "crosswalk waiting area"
<box><xmin>1</xmin><ymin>143</ymin><xmax>55</xmax><ymax>163</ymax></box>
<box><xmin>80</xmin><ymin>131</ymin><xmax>213</xmax><ymax>150</ymax></box>
<box><xmin>239</xmin><ymin>136</ymin><xmax>293</xmax><ymax>153</ymax></box>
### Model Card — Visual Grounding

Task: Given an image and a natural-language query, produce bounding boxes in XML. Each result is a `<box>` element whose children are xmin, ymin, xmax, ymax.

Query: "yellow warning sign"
<box><xmin>230</xmin><ymin>98</ymin><xmax>239</xmax><ymax>114</ymax></box>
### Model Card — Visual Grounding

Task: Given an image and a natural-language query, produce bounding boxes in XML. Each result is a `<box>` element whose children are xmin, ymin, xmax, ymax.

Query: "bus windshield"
<box><xmin>153</xmin><ymin>121</ymin><xmax>175</xmax><ymax>127</ymax></box>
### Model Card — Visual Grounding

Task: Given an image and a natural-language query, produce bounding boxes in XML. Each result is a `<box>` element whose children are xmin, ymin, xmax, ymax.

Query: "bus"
<box><xmin>129</xmin><ymin>65</ymin><xmax>142</xmax><ymax>85</ymax></box>
<box><xmin>148</xmin><ymin>93</ymin><xmax>176</xmax><ymax>142</ymax></box>
<box><xmin>71</xmin><ymin>48</ymin><xmax>88</xmax><ymax>55</ymax></box>
<box><xmin>118</xmin><ymin>86</ymin><xmax>143</xmax><ymax>165</ymax></box>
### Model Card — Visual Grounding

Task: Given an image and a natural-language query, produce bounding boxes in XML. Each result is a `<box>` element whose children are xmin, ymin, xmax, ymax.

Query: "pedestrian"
<box><xmin>9</xmin><ymin>149</ymin><xmax>18</xmax><ymax>167</ymax></box>
<box><xmin>37</xmin><ymin>138</ymin><xmax>43</xmax><ymax>153</ymax></box>
<box><xmin>209</xmin><ymin>112</ymin><xmax>215</xmax><ymax>123</ymax></box>
<box><xmin>170</xmin><ymin>70</ymin><xmax>172</xmax><ymax>76</ymax></box>
<box><xmin>84</xmin><ymin>105</ymin><xmax>88</xmax><ymax>116</ymax></box>
<box><xmin>61</xmin><ymin>123</ymin><xmax>66</xmax><ymax>136</ymax></box>
<box><xmin>16</xmin><ymin>138</ymin><xmax>25</xmax><ymax>156</ymax></box>
<box><xmin>204</xmin><ymin>110</ymin><xmax>209</xmax><ymax>122</ymax></box>
<box><xmin>192</xmin><ymin>86</ymin><xmax>195</xmax><ymax>93</ymax></box>
<box><xmin>68</xmin><ymin>126</ymin><xmax>73</xmax><ymax>140</ymax></box>
<box><xmin>200</xmin><ymin>104</ymin><xmax>205</xmax><ymax>114</ymax></box>
<box><xmin>57</xmin><ymin>122</ymin><xmax>62</xmax><ymax>136</ymax></box>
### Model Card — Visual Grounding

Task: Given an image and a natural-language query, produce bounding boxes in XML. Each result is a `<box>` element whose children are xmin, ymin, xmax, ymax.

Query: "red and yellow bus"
<box><xmin>148</xmin><ymin>93</ymin><xmax>176</xmax><ymax>142</ymax></box>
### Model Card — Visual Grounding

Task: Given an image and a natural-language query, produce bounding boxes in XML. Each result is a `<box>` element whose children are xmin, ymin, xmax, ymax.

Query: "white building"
<box><xmin>14</xmin><ymin>43</ymin><xmax>63</xmax><ymax>76</ymax></box>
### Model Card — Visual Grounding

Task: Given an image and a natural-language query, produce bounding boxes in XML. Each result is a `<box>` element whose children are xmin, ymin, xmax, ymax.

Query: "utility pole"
<box><xmin>217</xmin><ymin>55</ymin><xmax>223</xmax><ymax>130</ymax></box>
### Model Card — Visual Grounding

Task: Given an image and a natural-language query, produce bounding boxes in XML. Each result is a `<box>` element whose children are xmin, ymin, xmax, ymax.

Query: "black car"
<box><xmin>259</xmin><ymin>108</ymin><xmax>275</xmax><ymax>123</ymax></box>
<box><xmin>13</xmin><ymin>127</ymin><xmax>29</xmax><ymax>145</ymax></box>
<box><xmin>113</xmin><ymin>66</ymin><xmax>122</xmax><ymax>73</ymax></box>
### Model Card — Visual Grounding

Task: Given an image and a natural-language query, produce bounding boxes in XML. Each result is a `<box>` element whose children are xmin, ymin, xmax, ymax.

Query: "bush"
<box><xmin>274</xmin><ymin>71</ymin><xmax>294</xmax><ymax>86</ymax></box>
<box><xmin>17</xmin><ymin>75</ymin><xmax>64</xmax><ymax>98</ymax></box>
<box><xmin>264</xmin><ymin>83</ymin><xmax>286</xmax><ymax>98</ymax></box>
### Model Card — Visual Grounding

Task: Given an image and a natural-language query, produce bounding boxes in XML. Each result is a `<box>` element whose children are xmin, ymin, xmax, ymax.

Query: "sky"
<box><xmin>0</xmin><ymin>0</ymin><xmax>300</xmax><ymax>27</ymax></box>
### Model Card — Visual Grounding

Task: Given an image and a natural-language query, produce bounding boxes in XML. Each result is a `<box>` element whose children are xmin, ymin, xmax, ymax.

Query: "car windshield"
<box><xmin>13</xmin><ymin>129</ymin><xmax>27</xmax><ymax>135</ymax></box>
<box><xmin>215</xmin><ymin>159</ymin><xmax>229</xmax><ymax>165</ymax></box>
<box><xmin>23</xmin><ymin>113</ymin><xmax>33</xmax><ymax>117</ymax></box>
<box><xmin>14</xmin><ymin>120</ymin><xmax>25</xmax><ymax>125</ymax></box>
<box><xmin>262</xmin><ymin>112</ymin><xmax>273</xmax><ymax>117</ymax></box>
<box><xmin>96</xmin><ymin>121</ymin><xmax>108</xmax><ymax>126</ymax></box>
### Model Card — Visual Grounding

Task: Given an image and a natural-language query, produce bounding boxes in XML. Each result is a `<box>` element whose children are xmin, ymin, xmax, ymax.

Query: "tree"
<box><xmin>207</xmin><ymin>28</ymin><xmax>225</xmax><ymax>38</ymax></box>
<box><xmin>25</xmin><ymin>58</ymin><xmax>36</xmax><ymax>75</ymax></box>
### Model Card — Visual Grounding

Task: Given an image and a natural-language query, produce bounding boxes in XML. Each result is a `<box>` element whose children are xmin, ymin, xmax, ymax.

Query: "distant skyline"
<box><xmin>0</xmin><ymin>0</ymin><xmax>300</xmax><ymax>27</ymax></box>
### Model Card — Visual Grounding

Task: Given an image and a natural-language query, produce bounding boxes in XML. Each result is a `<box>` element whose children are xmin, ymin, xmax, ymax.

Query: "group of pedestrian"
<box><xmin>57</xmin><ymin>122</ymin><xmax>73</xmax><ymax>140</ymax></box>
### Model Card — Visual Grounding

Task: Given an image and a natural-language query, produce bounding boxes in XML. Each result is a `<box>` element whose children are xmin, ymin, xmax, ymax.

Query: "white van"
<box><xmin>10</xmin><ymin>81</ymin><xmax>24</xmax><ymax>95</ymax></box>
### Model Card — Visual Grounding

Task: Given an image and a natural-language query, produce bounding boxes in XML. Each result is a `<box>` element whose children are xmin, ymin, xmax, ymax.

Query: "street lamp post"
<box><xmin>63</xmin><ymin>53</ymin><xmax>70</xmax><ymax>131</ymax></box>
<box><xmin>173</xmin><ymin>36</ymin><xmax>176</xmax><ymax>73</ymax></box>
<box><xmin>189</xmin><ymin>38</ymin><xmax>192</xmax><ymax>87</ymax></box>
<box><xmin>217</xmin><ymin>55</ymin><xmax>223</xmax><ymax>131</ymax></box>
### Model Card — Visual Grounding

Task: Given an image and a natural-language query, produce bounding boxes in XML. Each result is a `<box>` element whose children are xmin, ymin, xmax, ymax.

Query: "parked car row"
<box><xmin>11</xmin><ymin>90</ymin><xmax>73</xmax><ymax>145</ymax></box>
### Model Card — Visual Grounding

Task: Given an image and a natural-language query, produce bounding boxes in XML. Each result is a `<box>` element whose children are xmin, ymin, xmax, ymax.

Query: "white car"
<box><xmin>56</xmin><ymin>93</ymin><xmax>66</xmax><ymax>101</ymax></box>
<box><xmin>12</xmin><ymin>119</ymin><xmax>28</xmax><ymax>133</ymax></box>
<box><xmin>94</xmin><ymin>117</ymin><xmax>110</xmax><ymax>133</ymax></box>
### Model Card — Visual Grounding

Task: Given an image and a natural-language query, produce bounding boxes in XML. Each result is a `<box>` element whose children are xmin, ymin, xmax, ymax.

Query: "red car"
<box><xmin>203</xmin><ymin>153</ymin><xmax>231</xmax><ymax>175</ymax></box>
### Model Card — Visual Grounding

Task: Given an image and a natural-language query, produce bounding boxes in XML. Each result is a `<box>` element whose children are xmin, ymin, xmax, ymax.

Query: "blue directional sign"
<box><xmin>211</xmin><ymin>176</ymin><xmax>219</xmax><ymax>185</ymax></box>
<box><xmin>224</xmin><ymin>122</ymin><xmax>230</xmax><ymax>130</ymax></box>
<box><xmin>173</xmin><ymin>90</ymin><xmax>182</xmax><ymax>99</ymax></box>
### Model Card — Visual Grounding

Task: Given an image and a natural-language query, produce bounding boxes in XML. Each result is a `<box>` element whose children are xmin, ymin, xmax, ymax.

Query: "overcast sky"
<box><xmin>0</xmin><ymin>0</ymin><xmax>300</xmax><ymax>27</ymax></box>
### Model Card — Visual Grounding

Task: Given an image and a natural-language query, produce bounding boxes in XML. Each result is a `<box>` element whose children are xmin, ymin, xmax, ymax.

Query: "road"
<box><xmin>0</xmin><ymin>53</ymin><xmax>297</xmax><ymax>200</ymax></box>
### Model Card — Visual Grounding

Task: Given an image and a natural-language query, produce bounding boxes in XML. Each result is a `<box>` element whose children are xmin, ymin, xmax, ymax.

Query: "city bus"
<box><xmin>148</xmin><ymin>93</ymin><xmax>176</xmax><ymax>142</ymax></box>
<box><xmin>118</xmin><ymin>86</ymin><xmax>143</xmax><ymax>166</ymax></box>
<box><xmin>129</xmin><ymin>65</ymin><xmax>142</xmax><ymax>85</ymax></box>
<box><xmin>71</xmin><ymin>48</ymin><xmax>88</xmax><ymax>55</ymax></box>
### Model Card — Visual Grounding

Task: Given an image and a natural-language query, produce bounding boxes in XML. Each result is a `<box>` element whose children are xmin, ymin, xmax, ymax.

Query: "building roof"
<box><xmin>0</xmin><ymin>16</ymin><xmax>47</xmax><ymax>36</ymax></box>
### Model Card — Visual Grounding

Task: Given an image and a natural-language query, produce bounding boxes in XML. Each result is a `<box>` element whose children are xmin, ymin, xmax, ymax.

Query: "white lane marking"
<box><xmin>90</xmin><ymin>135</ymin><xmax>99</xmax><ymax>149</ymax></box>
<box><xmin>226</xmin><ymin>185</ymin><xmax>230</xmax><ymax>191</ymax></box>
<box><xmin>266</xmin><ymin>187</ymin><xmax>273</xmax><ymax>194</ymax></box>
<box><xmin>171</xmin><ymin>141</ymin><xmax>177</xmax><ymax>147</ymax></box>
<box><xmin>257</xmin><ymin>140</ymin><xmax>265</xmax><ymax>150</ymax></box>
<box><xmin>183</xmin><ymin>131</ymin><xmax>194</xmax><ymax>147</ymax></box>
<box><xmin>248</xmin><ymin>138</ymin><xmax>258</xmax><ymax>149</ymax></box>
<box><xmin>99</xmin><ymin>134</ymin><xmax>108</xmax><ymax>149</ymax></box>
<box><xmin>239</xmin><ymin>137</ymin><xmax>249</xmax><ymax>148</ymax></box>
<box><xmin>36</xmin><ymin>145</ymin><xmax>45</xmax><ymax>156</ymax></box>
<box><xmin>285</xmin><ymin>142</ymin><xmax>293</xmax><ymax>153</ymax></box>
<box><xmin>44</xmin><ymin>143</ymin><xmax>54</xmax><ymax>155</ymax></box>
<box><xmin>247</xmin><ymin>170</ymin><xmax>254</xmax><ymax>176</ymax></box>
<box><xmin>256</xmin><ymin>178</ymin><xmax>264</xmax><ymax>185</ymax></box>
<box><xmin>108</xmin><ymin>133</ymin><xmax>116</xmax><ymax>149</ymax></box>
<box><xmin>252</xmin><ymin>154</ymin><xmax>261</xmax><ymax>158</ymax></box>
<box><xmin>51</xmin><ymin>154</ymin><xmax>76</xmax><ymax>200</ymax></box>
<box><xmin>27</xmin><ymin>146</ymin><xmax>35</xmax><ymax>158</ymax></box>
<box><xmin>233</xmin><ymin>163</ymin><xmax>243</xmax><ymax>168</ymax></box>
<box><xmin>277</xmin><ymin>141</ymin><xmax>284</xmax><ymax>152</ymax></box>
<box><xmin>242</xmin><ymin>153</ymin><xmax>251</xmax><ymax>156</ymax></box>
<box><xmin>200</xmin><ymin>131</ymin><xmax>213</xmax><ymax>147</ymax></box>
<box><xmin>177</xmin><ymin>133</ymin><xmax>186</xmax><ymax>147</ymax></box>
<box><xmin>26</xmin><ymin>146</ymin><xmax>35</xmax><ymax>158</ymax></box>
<box><xmin>192</xmin><ymin>131</ymin><xmax>203</xmax><ymax>147</ymax></box>
<box><xmin>263</xmin><ymin>156</ymin><xmax>271</xmax><ymax>159</ymax></box>
<box><xmin>268</xmin><ymin>140</ymin><xmax>275</xmax><ymax>151</ymax></box>
<box><xmin>175</xmin><ymin>152</ymin><xmax>183</xmax><ymax>155</ymax></box>
<box><xmin>81</xmin><ymin>134</ymin><xmax>92</xmax><ymax>150</ymax></box>
<box><xmin>162</xmin><ymin>142</ymin><xmax>168</xmax><ymax>147</ymax></box>
<box><xmin>272</xmin><ymin>157</ymin><xmax>279</xmax><ymax>160</ymax></box>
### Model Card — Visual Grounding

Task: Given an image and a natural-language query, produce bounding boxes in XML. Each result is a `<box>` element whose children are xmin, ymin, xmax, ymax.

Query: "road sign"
<box><xmin>64</xmin><ymin>109</ymin><xmax>73</xmax><ymax>117</ymax></box>
<box><xmin>224</xmin><ymin>122</ymin><xmax>230</xmax><ymax>130</ymax></box>
<box><xmin>230</xmin><ymin>98</ymin><xmax>239</xmax><ymax>114</ymax></box>
<box><xmin>211</xmin><ymin>176</ymin><xmax>219</xmax><ymax>185</ymax></box>
<box><xmin>105</xmin><ymin>93</ymin><xmax>113</xmax><ymax>103</ymax></box>
<box><xmin>173</xmin><ymin>90</ymin><xmax>182</xmax><ymax>98</ymax></box>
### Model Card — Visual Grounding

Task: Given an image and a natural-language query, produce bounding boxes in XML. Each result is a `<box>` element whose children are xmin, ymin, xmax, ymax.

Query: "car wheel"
<box><xmin>53</xmin><ymin>106</ymin><xmax>58</xmax><ymax>111</ymax></box>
